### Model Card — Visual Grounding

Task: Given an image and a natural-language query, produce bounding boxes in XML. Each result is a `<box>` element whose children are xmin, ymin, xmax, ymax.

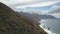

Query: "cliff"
<box><xmin>0</xmin><ymin>2</ymin><xmax>47</xmax><ymax>34</ymax></box>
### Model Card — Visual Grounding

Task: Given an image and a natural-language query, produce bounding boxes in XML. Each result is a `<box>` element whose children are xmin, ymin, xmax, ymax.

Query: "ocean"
<box><xmin>39</xmin><ymin>19</ymin><xmax>60</xmax><ymax>34</ymax></box>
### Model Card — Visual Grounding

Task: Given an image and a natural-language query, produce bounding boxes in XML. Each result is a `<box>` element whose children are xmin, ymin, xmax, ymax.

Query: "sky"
<box><xmin>0</xmin><ymin>0</ymin><xmax>60</xmax><ymax>18</ymax></box>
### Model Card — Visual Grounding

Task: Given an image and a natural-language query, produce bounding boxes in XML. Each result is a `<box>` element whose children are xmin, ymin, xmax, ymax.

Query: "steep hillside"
<box><xmin>0</xmin><ymin>2</ymin><xmax>47</xmax><ymax>34</ymax></box>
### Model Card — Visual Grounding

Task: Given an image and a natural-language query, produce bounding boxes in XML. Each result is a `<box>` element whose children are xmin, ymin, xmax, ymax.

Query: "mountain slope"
<box><xmin>17</xmin><ymin>12</ymin><xmax>56</xmax><ymax>19</ymax></box>
<box><xmin>0</xmin><ymin>2</ymin><xmax>47</xmax><ymax>34</ymax></box>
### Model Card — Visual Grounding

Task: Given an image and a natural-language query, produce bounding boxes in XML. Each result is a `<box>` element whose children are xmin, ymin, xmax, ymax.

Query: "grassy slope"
<box><xmin>0</xmin><ymin>2</ymin><xmax>47</xmax><ymax>34</ymax></box>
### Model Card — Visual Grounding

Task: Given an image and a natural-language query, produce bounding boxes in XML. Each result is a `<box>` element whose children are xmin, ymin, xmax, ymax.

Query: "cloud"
<box><xmin>42</xmin><ymin>2</ymin><xmax>60</xmax><ymax>14</ymax></box>
<box><xmin>0</xmin><ymin>0</ymin><xmax>47</xmax><ymax>5</ymax></box>
<box><xmin>0</xmin><ymin>0</ymin><xmax>35</xmax><ymax>6</ymax></box>
<box><xmin>0</xmin><ymin>0</ymin><xmax>59</xmax><ymax>8</ymax></box>
<box><xmin>46</xmin><ymin>5</ymin><xmax>60</xmax><ymax>18</ymax></box>
<box><xmin>48</xmin><ymin>5</ymin><xmax>60</xmax><ymax>14</ymax></box>
<box><xmin>54</xmin><ymin>2</ymin><xmax>60</xmax><ymax>6</ymax></box>
<box><xmin>15</xmin><ymin>1</ymin><xmax>58</xmax><ymax>8</ymax></box>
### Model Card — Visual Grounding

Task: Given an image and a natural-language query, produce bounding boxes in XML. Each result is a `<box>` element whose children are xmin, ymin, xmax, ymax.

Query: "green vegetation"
<box><xmin>0</xmin><ymin>2</ymin><xmax>47</xmax><ymax>34</ymax></box>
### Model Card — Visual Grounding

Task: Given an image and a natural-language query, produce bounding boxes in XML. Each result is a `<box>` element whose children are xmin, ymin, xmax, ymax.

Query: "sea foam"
<box><xmin>39</xmin><ymin>23</ymin><xmax>56</xmax><ymax>34</ymax></box>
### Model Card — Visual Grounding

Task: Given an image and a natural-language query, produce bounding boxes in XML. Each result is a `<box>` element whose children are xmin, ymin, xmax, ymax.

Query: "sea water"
<box><xmin>39</xmin><ymin>19</ymin><xmax>60</xmax><ymax>34</ymax></box>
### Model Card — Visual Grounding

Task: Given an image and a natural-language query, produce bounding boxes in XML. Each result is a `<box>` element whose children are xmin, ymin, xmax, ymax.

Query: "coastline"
<box><xmin>39</xmin><ymin>20</ymin><xmax>56</xmax><ymax>34</ymax></box>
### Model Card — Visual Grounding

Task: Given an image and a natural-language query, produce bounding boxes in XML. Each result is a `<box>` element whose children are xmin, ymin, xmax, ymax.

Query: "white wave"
<box><xmin>39</xmin><ymin>23</ymin><xmax>56</xmax><ymax>34</ymax></box>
